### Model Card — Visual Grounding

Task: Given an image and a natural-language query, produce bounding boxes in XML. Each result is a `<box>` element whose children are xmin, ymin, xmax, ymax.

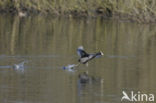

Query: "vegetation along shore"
<box><xmin>0</xmin><ymin>0</ymin><xmax>156</xmax><ymax>23</ymax></box>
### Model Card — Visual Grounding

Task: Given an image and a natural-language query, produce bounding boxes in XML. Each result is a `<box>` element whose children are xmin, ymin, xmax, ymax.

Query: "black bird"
<box><xmin>77</xmin><ymin>46</ymin><xmax>104</xmax><ymax>65</ymax></box>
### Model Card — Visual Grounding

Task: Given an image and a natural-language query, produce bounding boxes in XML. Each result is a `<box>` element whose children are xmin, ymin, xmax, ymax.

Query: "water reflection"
<box><xmin>0</xmin><ymin>15</ymin><xmax>156</xmax><ymax>103</ymax></box>
<box><xmin>77</xmin><ymin>72</ymin><xmax>105</xmax><ymax>103</ymax></box>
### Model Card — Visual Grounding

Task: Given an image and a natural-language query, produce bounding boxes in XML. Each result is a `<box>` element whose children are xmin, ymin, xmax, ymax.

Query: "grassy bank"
<box><xmin>0</xmin><ymin>0</ymin><xmax>156</xmax><ymax>22</ymax></box>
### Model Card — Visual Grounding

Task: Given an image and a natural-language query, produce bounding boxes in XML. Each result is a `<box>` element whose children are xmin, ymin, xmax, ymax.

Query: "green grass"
<box><xmin>0</xmin><ymin>0</ymin><xmax>156</xmax><ymax>22</ymax></box>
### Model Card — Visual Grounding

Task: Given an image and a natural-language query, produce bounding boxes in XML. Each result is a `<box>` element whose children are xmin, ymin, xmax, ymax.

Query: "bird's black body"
<box><xmin>77</xmin><ymin>46</ymin><xmax>103</xmax><ymax>64</ymax></box>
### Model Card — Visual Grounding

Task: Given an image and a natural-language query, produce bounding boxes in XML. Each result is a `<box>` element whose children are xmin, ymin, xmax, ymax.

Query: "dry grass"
<box><xmin>0</xmin><ymin>0</ymin><xmax>156</xmax><ymax>22</ymax></box>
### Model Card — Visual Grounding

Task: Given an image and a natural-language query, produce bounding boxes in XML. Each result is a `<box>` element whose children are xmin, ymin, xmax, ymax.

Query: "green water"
<box><xmin>0</xmin><ymin>15</ymin><xmax>156</xmax><ymax>103</ymax></box>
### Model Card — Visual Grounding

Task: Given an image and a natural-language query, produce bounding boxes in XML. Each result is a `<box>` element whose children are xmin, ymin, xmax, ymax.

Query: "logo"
<box><xmin>121</xmin><ymin>91</ymin><xmax>154</xmax><ymax>102</ymax></box>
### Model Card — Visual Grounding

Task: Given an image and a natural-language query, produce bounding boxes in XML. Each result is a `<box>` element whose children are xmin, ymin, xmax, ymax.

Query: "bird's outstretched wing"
<box><xmin>77</xmin><ymin>46</ymin><xmax>89</xmax><ymax>58</ymax></box>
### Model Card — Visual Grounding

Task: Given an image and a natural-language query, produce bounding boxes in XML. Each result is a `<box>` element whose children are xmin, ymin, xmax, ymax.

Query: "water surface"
<box><xmin>0</xmin><ymin>15</ymin><xmax>156</xmax><ymax>103</ymax></box>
